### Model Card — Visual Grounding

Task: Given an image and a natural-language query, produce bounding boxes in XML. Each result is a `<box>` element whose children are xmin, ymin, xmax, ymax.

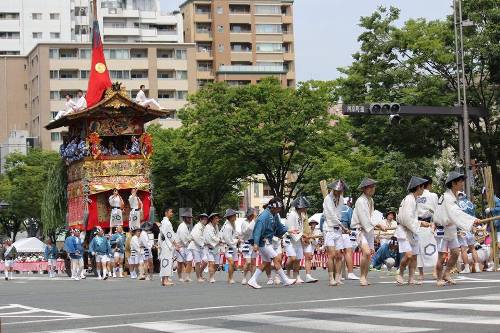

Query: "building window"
<box><xmin>75</xmin><ymin>7</ymin><xmax>87</xmax><ymax>16</ymax></box>
<box><xmin>0</xmin><ymin>13</ymin><xmax>20</xmax><ymax>20</ymax></box>
<box><xmin>216</xmin><ymin>7</ymin><xmax>223</xmax><ymax>14</ymax></box>
<box><xmin>104</xmin><ymin>49</ymin><xmax>130</xmax><ymax>59</ymax></box>
<box><xmin>50</xmin><ymin>32</ymin><xmax>60</xmax><ymax>39</ymax></box>
<box><xmin>196</xmin><ymin>43</ymin><xmax>212</xmax><ymax>53</ymax></box>
<box><xmin>49</xmin><ymin>70</ymin><xmax>59</xmax><ymax>79</ymax></box>
<box><xmin>263</xmin><ymin>183</ymin><xmax>273</xmax><ymax>197</ymax></box>
<box><xmin>231</xmin><ymin>43</ymin><xmax>252</xmax><ymax>52</ymax></box>
<box><xmin>157</xmin><ymin>49</ymin><xmax>174</xmax><ymax>58</ymax></box>
<box><xmin>49</xmin><ymin>48</ymin><xmax>59</xmax><ymax>59</ymax></box>
<box><xmin>227</xmin><ymin>80</ymin><xmax>251</xmax><ymax>86</ymax></box>
<box><xmin>51</xmin><ymin>132</ymin><xmax>61</xmax><ymax>142</ymax></box>
<box><xmin>230</xmin><ymin>23</ymin><xmax>251</xmax><ymax>33</ymax></box>
<box><xmin>80</xmin><ymin>70</ymin><xmax>90</xmax><ymax>79</ymax></box>
<box><xmin>158</xmin><ymin>90</ymin><xmax>175</xmax><ymax>99</ymax></box>
<box><xmin>0</xmin><ymin>51</ymin><xmax>20</xmax><ymax>55</ymax></box>
<box><xmin>130</xmin><ymin>49</ymin><xmax>147</xmax><ymax>58</ymax></box>
<box><xmin>256</xmin><ymin>43</ymin><xmax>283</xmax><ymax>53</ymax></box>
<box><xmin>157</xmin><ymin>71</ymin><xmax>174</xmax><ymax>79</ymax></box>
<box><xmin>217</xmin><ymin>25</ymin><xmax>224</xmax><ymax>33</ymax></box>
<box><xmin>50</xmin><ymin>13</ymin><xmax>60</xmax><ymax>20</ymax></box>
<box><xmin>197</xmin><ymin>61</ymin><xmax>212</xmax><ymax>72</ymax></box>
<box><xmin>175</xmin><ymin>49</ymin><xmax>187</xmax><ymax>60</ymax></box>
<box><xmin>218</xmin><ymin>44</ymin><xmax>224</xmax><ymax>53</ymax></box>
<box><xmin>75</xmin><ymin>25</ymin><xmax>89</xmax><ymax>35</ymax></box>
<box><xmin>110</xmin><ymin>70</ymin><xmax>130</xmax><ymax>79</ymax></box>
<box><xmin>195</xmin><ymin>4</ymin><xmax>211</xmax><ymax>14</ymax></box>
<box><xmin>0</xmin><ymin>32</ymin><xmax>20</xmax><ymax>39</ymax></box>
<box><xmin>59</xmin><ymin>48</ymin><xmax>78</xmax><ymax>58</ymax></box>
<box><xmin>253</xmin><ymin>182</ymin><xmax>260</xmax><ymax>197</ymax></box>
<box><xmin>176</xmin><ymin>70</ymin><xmax>188</xmax><ymax>80</ymax></box>
<box><xmin>32</xmin><ymin>32</ymin><xmax>42</xmax><ymax>39</ymax></box>
<box><xmin>79</xmin><ymin>48</ymin><xmax>91</xmax><ymax>59</ymax></box>
<box><xmin>255</xmin><ymin>5</ymin><xmax>281</xmax><ymax>15</ymax></box>
<box><xmin>50</xmin><ymin>91</ymin><xmax>60</xmax><ymax>100</ymax></box>
<box><xmin>256</xmin><ymin>24</ymin><xmax>282</xmax><ymax>34</ymax></box>
<box><xmin>196</xmin><ymin>23</ymin><xmax>211</xmax><ymax>34</ymax></box>
<box><xmin>130</xmin><ymin>70</ymin><xmax>148</xmax><ymax>79</ymax></box>
<box><xmin>59</xmin><ymin>70</ymin><xmax>78</xmax><ymax>79</ymax></box>
<box><xmin>51</xmin><ymin>112</ymin><xmax>58</xmax><ymax>120</ymax></box>
<box><xmin>32</xmin><ymin>13</ymin><xmax>42</xmax><ymax>20</ymax></box>
<box><xmin>176</xmin><ymin>91</ymin><xmax>188</xmax><ymax>100</ymax></box>
<box><xmin>229</xmin><ymin>4</ymin><xmax>250</xmax><ymax>14</ymax></box>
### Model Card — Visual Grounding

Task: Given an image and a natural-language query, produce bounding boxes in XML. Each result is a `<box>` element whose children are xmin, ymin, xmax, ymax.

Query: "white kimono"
<box><xmin>177</xmin><ymin>222</ymin><xmax>193</xmax><ymax>248</ymax></box>
<box><xmin>108</xmin><ymin>195</ymin><xmax>123</xmax><ymax>227</ymax></box>
<box><xmin>416</xmin><ymin>189</ymin><xmax>439</xmax><ymax>220</ymax></box>
<box><xmin>351</xmin><ymin>194</ymin><xmax>376</xmax><ymax>249</ymax></box>
<box><xmin>74</xmin><ymin>96</ymin><xmax>87</xmax><ymax>111</ymax></box>
<box><xmin>187</xmin><ymin>222</ymin><xmax>205</xmax><ymax>250</ymax></box>
<box><xmin>159</xmin><ymin>217</ymin><xmax>175</xmax><ymax>277</ymax></box>
<box><xmin>436</xmin><ymin>189</ymin><xmax>476</xmax><ymax>241</ymax></box>
<box><xmin>130</xmin><ymin>235</ymin><xmax>141</xmax><ymax>261</ymax></box>
<box><xmin>395</xmin><ymin>194</ymin><xmax>421</xmax><ymax>245</ymax></box>
<box><xmin>135</xmin><ymin>89</ymin><xmax>161</xmax><ymax>109</ymax></box>
<box><xmin>286</xmin><ymin>209</ymin><xmax>304</xmax><ymax>244</ymax></box>
<box><xmin>203</xmin><ymin>223</ymin><xmax>220</xmax><ymax>257</ymax></box>
<box><xmin>322</xmin><ymin>194</ymin><xmax>344</xmax><ymax>231</ymax></box>
<box><xmin>221</xmin><ymin>220</ymin><xmax>239</xmax><ymax>256</ymax></box>
<box><xmin>128</xmin><ymin>195</ymin><xmax>141</xmax><ymax>230</ymax></box>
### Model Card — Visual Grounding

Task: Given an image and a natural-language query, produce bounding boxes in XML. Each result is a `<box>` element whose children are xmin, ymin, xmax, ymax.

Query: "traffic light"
<box><xmin>389</xmin><ymin>114</ymin><xmax>401</xmax><ymax>125</ymax></box>
<box><xmin>369</xmin><ymin>103</ymin><xmax>400</xmax><ymax>114</ymax></box>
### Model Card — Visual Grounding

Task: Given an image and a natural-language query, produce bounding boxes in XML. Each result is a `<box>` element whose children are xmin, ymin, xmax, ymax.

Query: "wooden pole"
<box><xmin>92</xmin><ymin>0</ymin><xmax>98</xmax><ymax>20</ymax></box>
<box><xmin>483</xmin><ymin>166</ymin><xmax>498</xmax><ymax>271</ymax></box>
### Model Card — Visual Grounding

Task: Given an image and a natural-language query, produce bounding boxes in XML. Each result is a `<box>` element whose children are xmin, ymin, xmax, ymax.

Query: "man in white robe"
<box><xmin>188</xmin><ymin>213</ymin><xmax>209</xmax><ymax>282</ymax></box>
<box><xmin>128</xmin><ymin>188</ymin><xmax>142</xmax><ymax>230</ymax></box>
<box><xmin>221</xmin><ymin>208</ymin><xmax>239</xmax><ymax>284</ymax></box>
<box><xmin>240</xmin><ymin>208</ymin><xmax>256</xmax><ymax>285</ymax></box>
<box><xmin>395</xmin><ymin>176</ymin><xmax>432</xmax><ymax>285</ymax></box>
<box><xmin>159</xmin><ymin>206</ymin><xmax>179</xmax><ymax>286</ymax></box>
<box><xmin>53</xmin><ymin>94</ymin><xmax>77</xmax><ymax>121</ymax></box>
<box><xmin>73</xmin><ymin>90</ymin><xmax>87</xmax><ymax>112</ymax></box>
<box><xmin>135</xmin><ymin>85</ymin><xmax>162</xmax><ymax>109</ymax></box>
<box><xmin>204</xmin><ymin>213</ymin><xmax>222</xmax><ymax>283</ymax></box>
<box><xmin>176</xmin><ymin>208</ymin><xmax>194</xmax><ymax>282</ymax></box>
<box><xmin>109</xmin><ymin>188</ymin><xmax>124</xmax><ymax>227</ymax></box>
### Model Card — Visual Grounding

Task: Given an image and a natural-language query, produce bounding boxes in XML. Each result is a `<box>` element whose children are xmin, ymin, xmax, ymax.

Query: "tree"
<box><xmin>336</xmin><ymin>3</ymin><xmax>499</xmax><ymax>190</ymax></box>
<box><xmin>180</xmin><ymin>78</ymin><xmax>335</xmax><ymax>213</ymax></box>
<box><xmin>41</xmin><ymin>160</ymin><xmax>67</xmax><ymax>242</ymax></box>
<box><xmin>1</xmin><ymin>149</ymin><xmax>60</xmax><ymax>239</ymax></box>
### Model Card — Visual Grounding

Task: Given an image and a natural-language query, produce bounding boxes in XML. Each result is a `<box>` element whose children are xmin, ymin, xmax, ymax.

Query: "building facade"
<box><xmin>1</xmin><ymin>42</ymin><xmax>196</xmax><ymax>151</ymax></box>
<box><xmin>180</xmin><ymin>0</ymin><xmax>295</xmax><ymax>88</ymax></box>
<box><xmin>0</xmin><ymin>0</ymin><xmax>183</xmax><ymax>56</ymax></box>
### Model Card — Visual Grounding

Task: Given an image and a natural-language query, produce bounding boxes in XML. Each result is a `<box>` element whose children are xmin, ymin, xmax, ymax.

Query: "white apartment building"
<box><xmin>0</xmin><ymin>0</ymin><xmax>183</xmax><ymax>56</ymax></box>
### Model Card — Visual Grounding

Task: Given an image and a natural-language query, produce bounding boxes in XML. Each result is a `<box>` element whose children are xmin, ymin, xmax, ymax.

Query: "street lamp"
<box><xmin>453</xmin><ymin>0</ymin><xmax>472</xmax><ymax>197</ymax></box>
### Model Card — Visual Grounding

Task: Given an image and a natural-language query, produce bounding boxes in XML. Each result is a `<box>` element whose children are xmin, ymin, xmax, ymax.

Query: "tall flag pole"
<box><xmin>86</xmin><ymin>0</ymin><xmax>112</xmax><ymax>107</ymax></box>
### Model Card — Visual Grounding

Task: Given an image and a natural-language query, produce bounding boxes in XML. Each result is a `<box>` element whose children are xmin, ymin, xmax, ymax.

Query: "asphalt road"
<box><xmin>1</xmin><ymin>269</ymin><xmax>500</xmax><ymax>333</ymax></box>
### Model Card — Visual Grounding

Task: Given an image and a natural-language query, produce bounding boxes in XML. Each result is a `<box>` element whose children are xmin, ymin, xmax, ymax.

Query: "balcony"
<box><xmin>103</xmin><ymin>27</ymin><xmax>140</xmax><ymax>36</ymax></box>
<box><xmin>282</xmin><ymin>14</ymin><xmax>293</xmax><ymax>24</ymax></box>
<box><xmin>218</xmin><ymin>65</ymin><xmax>286</xmax><ymax>74</ymax></box>
<box><xmin>194</xmin><ymin>13</ymin><xmax>211</xmax><ymax>22</ymax></box>
<box><xmin>102</xmin><ymin>8</ymin><xmax>140</xmax><ymax>17</ymax></box>
<box><xmin>230</xmin><ymin>33</ymin><xmax>252</xmax><ymax>43</ymax></box>
<box><xmin>197</xmin><ymin>70</ymin><xmax>214</xmax><ymax>80</ymax></box>
<box><xmin>195</xmin><ymin>31</ymin><xmax>213</xmax><ymax>41</ymax></box>
<box><xmin>196</xmin><ymin>50</ymin><xmax>213</xmax><ymax>60</ymax></box>
<box><xmin>283</xmin><ymin>32</ymin><xmax>294</xmax><ymax>42</ymax></box>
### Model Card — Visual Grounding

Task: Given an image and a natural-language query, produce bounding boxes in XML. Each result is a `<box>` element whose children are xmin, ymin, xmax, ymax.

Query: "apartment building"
<box><xmin>0</xmin><ymin>42</ymin><xmax>196</xmax><ymax>151</ymax></box>
<box><xmin>180</xmin><ymin>0</ymin><xmax>295</xmax><ymax>88</ymax></box>
<box><xmin>0</xmin><ymin>0</ymin><xmax>183</xmax><ymax>56</ymax></box>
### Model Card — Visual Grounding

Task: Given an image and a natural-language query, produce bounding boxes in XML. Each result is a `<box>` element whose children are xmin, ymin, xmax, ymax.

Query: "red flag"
<box><xmin>86</xmin><ymin>19</ymin><xmax>112</xmax><ymax>107</ymax></box>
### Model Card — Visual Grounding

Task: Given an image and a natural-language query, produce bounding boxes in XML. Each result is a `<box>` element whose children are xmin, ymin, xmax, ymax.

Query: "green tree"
<box><xmin>180</xmin><ymin>78</ymin><xmax>334</xmax><ymax>213</ymax></box>
<box><xmin>41</xmin><ymin>160</ymin><xmax>67</xmax><ymax>242</ymax></box>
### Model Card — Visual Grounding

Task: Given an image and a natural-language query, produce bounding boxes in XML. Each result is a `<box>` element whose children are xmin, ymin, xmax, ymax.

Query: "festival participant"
<box><xmin>483</xmin><ymin>188</ymin><xmax>500</xmax><ymax>271</ymax></box>
<box><xmin>139</xmin><ymin>222</ymin><xmax>154</xmax><ymax>280</ymax></box>
<box><xmin>416</xmin><ymin>176</ymin><xmax>439</xmax><ymax>281</ymax></box>
<box><xmin>378</xmin><ymin>210</ymin><xmax>397</xmax><ymax>246</ymax></box>
<box><xmin>434</xmin><ymin>171</ymin><xmax>481</xmax><ymax>286</ymax></box>
<box><xmin>457</xmin><ymin>192</ymin><xmax>480</xmax><ymax>273</ymax></box>
<box><xmin>340</xmin><ymin>198</ymin><xmax>359</xmax><ymax>280</ymax></box>
<box><xmin>64</xmin><ymin>229</ymin><xmax>84</xmax><ymax>281</ymax></box>
<box><xmin>371</xmin><ymin>237</ymin><xmax>400</xmax><ymax>271</ymax></box>
<box><xmin>1</xmin><ymin>239</ymin><xmax>17</xmax><ymax>280</ymax></box>
<box><xmin>240</xmin><ymin>208</ymin><xmax>257</xmax><ymax>285</ymax></box>
<box><xmin>73</xmin><ymin>90</ymin><xmax>87</xmax><ymax>112</ymax></box>
<box><xmin>159</xmin><ymin>205</ymin><xmax>179</xmax><ymax>286</ymax></box>
<box><xmin>351</xmin><ymin>178</ymin><xmax>387</xmax><ymax>286</ymax></box>
<box><xmin>247</xmin><ymin>197</ymin><xmax>296</xmax><ymax>289</ymax></box>
<box><xmin>110</xmin><ymin>226</ymin><xmax>126</xmax><ymax>278</ymax></box>
<box><xmin>108</xmin><ymin>188</ymin><xmax>124</xmax><ymax>228</ymax></box>
<box><xmin>188</xmin><ymin>213</ymin><xmax>209</xmax><ymax>282</ymax></box>
<box><xmin>395</xmin><ymin>176</ymin><xmax>432</xmax><ymax>285</ymax></box>
<box><xmin>129</xmin><ymin>227</ymin><xmax>142</xmax><ymax>279</ymax></box>
<box><xmin>323</xmin><ymin>180</ymin><xmax>348</xmax><ymax>286</ymax></box>
<box><xmin>53</xmin><ymin>94</ymin><xmax>77</xmax><ymax>120</ymax></box>
<box><xmin>176</xmin><ymin>208</ymin><xmax>194</xmax><ymax>282</ymax></box>
<box><xmin>221</xmin><ymin>208</ymin><xmax>239</xmax><ymax>284</ymax></box>
<box><xmin>204</xmin><ymin>212</ymin><xmax>222</xmax><ymax>283</ymax></box>
<box><xmin>128</xmin><ymin>188</ymin><xmax>142</xmax><ymax>231</ymax></box>
<box><xmin>285</xmin><ymin>196</ymin><xmax>309</xmax><ymax>284</ymax></box>
<box><xmin>44</xmin><ymin>239</ymin><xmax>58</xmax><ymax>278</ymax></box>
<box><xmin>303</xmin><ymin>216</ymin><xmax>321</xmax><ymax>283</ymax></box>
<box><xmin>89</xmin><ymin>226</ymin><xmax>111</xmax><ymax>280</ymax></box>
<box><xmin>135</xmin><ymin>85</ymin><xmax>162</xmax><ymax>109</ymax></box>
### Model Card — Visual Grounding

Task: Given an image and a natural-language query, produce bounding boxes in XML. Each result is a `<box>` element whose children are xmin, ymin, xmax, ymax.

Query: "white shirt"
<box><xmin>221</xmin><ymin>220</ymin><xmax>238</xmax><ymax>248</ymax></box>
<box><xmin>160</xmin><ymin>217</ymin><xmax>175</xmax><ymax>250</ymax></box>
<box><xmin>74</xmin><ymin>96</ymin><xmax>87</xmax><ymax>111</ymax></box>
<box><xmin>130</xmin><ymin>235</ymin><xmax>141</xmax><ymax>253</ymax></box>
<box><xmin>323</xmin><ymin>193</ymin><xmax>343</xmax><ymax>231</ymax></box>
<box><xmin>417</xmin><ymin>189</ymin><xmax>439</xmax><ymax>219</ymax></box>
<box><xmin>203</xmin><ymin>223</ymin><xmax>220</xmax><ymax>248</ymax></box>
<box><xmin>176</xmin><ymin>222</ymin><xmax>193</xmax><ymax>247</ymax></box>
<box><xmin>65</xmin><ymin>99</ymin><xmax>76</xmax><ymax>112</ymax></box>
<box><xmin>139</xmin><ymin>230</ymin><xmax>151</xmax><ymax>250</ymax></box>
<box><xmin>286</xmin><ymin>209</ymin><xmax>303</xmax><ymax>243</ymax></box>
<box><xmin>189</xmin><ymin>222</ymin><xmax>205</xmax><ymax>248</ymax></box>
<box><xmin>135</xmin><ymin>89</ymin><xmax>146</xmax><ymax>103</ymax></box>
<box><xmin>395</xmin><ymin>194</ymin><xmax>420</xmax><ymax>240</ymax></box>
<box><xmin>440</xmin><ymin>189</ymin><xmax>476</xmax><ymax>239</ymax></box>
<box><xmin>108</xmin><ymin>195</ymin><xmax>122</xmax><ymax>209</ymax></box>
<box><xmin>128</xmin><ymin>195</ymin><xmax>141</xmax><ymax>210</ymax></box>
<box><xmin>351</xmin><ymin>194</ymin><xmax>375</xmax><ymax>232</ymax></box>
<box><xmin>240</xmin><ymin>219</ymin><xmax>255</xmax><ymax>242</ymax></box>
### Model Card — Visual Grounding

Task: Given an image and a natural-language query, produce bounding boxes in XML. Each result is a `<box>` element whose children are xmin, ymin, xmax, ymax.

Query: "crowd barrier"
<box><xmin>0</xmin><ymin>259</ymin><xmax>65</xmax><ymax>273</ymax></box>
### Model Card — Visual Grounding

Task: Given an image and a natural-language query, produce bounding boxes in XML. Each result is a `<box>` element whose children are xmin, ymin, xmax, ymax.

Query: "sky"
<box><xmin>160</xmin><ymin>0</ymin><xmax>452</xmax><ymax>82</ymax></box>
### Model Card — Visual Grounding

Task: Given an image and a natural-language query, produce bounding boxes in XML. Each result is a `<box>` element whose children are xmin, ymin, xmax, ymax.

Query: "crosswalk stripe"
<box><xmin>48</xmin><ymin>330</ymin><xmax>97</xmax><ymax>333</ymax></box>
<box><xmin>225</xmin><ymin>313</ymin><xmax>436</xmax><ymax>332</ymax></box>
<box><xmin>130</xmin><ymin>321</ymin><xmax>252</xmax><ymax>333</ymax></box>
<box><xmin>309</xmin><ymin>307</ymin><xmax>500</xmax><ymax>325</ymax></box>
<box><xmin>468</xmin><ymin>294</ymin><xmax>500</xmax><ymax>301</ymax></box>
<box><xmin>394</xmin><ymin>301</ymin><xmax>500</xmax><ymax>312</ymax></box>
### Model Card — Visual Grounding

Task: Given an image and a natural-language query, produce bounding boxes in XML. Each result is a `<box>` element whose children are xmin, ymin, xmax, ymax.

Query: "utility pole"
<box><xmin>453</xmin><ymin>0</ymin><xmax>472</xmax><ymax>197</ymax></box>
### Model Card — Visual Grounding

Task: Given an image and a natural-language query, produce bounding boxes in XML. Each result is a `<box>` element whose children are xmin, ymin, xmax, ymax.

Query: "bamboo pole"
<box><xmin>483</xmin><ymin>166</ymin><xmax>498</xmax><ymax>271</ymax></box>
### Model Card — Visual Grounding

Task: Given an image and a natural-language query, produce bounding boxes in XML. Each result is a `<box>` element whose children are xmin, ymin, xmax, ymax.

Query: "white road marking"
<box><xmin>225</xmin><ymin>313</ymin><xmax>436</xmax><ymax>332</ymax></box>
<box><xmin>309</xmin><ymin>307</ymin><xmax>500</xmax><ymax>325</ymax></box>
<box><xmin>393</xmin><ymin>301</ymin><xmax>500</xmax><ymax>312</ymax></box>
<box><xmin>5</xmin><ymin>286</ymin><xmax>494</xmax><ymax>326</ymax></box>
<box><xmin>467</xmin><ymin>294</ymin><xmax>500</xmax><ymax>301</ymax></box>
<box><xmin>131</xmin><ymin>321</ymin><xmax>253</xmax><ymax>333</ymax></box>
